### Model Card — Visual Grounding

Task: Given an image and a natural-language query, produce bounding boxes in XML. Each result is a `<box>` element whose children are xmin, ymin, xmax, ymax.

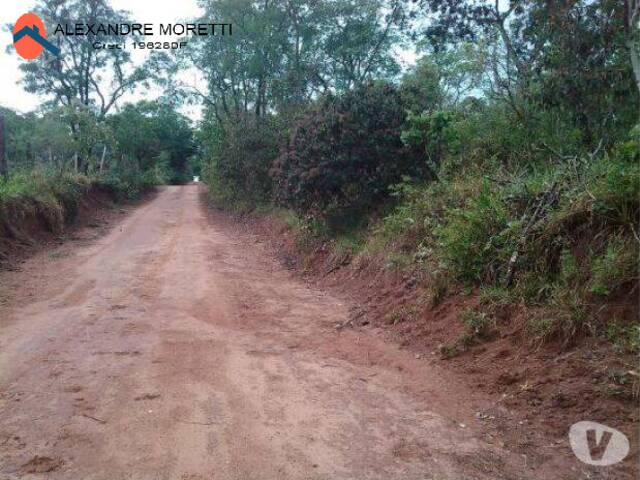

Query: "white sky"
<box><xmin>0</xmin><ymin>0</ymin><xmax>205</xmax><ymax>120</ymax></box>
<box><xmin>1</xmin><ymin>0</ymin><xmax>417</xmax><ymax>121</ymax></box>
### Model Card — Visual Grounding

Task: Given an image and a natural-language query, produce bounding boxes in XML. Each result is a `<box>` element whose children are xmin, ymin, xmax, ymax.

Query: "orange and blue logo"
<box><xmin>13</xmin><ymin>12</ymin><xmax>60</xmax><ymax>59</ymax></box>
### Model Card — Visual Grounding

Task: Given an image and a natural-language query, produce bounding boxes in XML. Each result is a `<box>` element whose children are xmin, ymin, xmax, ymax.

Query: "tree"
<box><xmin>272</xmin><ymin>82</ymin><xmax>425</xmax><ymax>225</ymax></box>
<box><xmin>402</xmin><ymin>42</ymin><xmax>487</xmax><ymax>112</ymax></box>
<box><xmin>415</xmin><ymin>0</ymin><xmax>638</xmax><ymax>145</ymax></box>
<box><xmin>13</xmin><ymin>0</ymin><xmax>158</xmax><ymax>172</ymax></box>
<box><xmin>17</xmin><ymin>0</ymin><xmax>151</xmax><ymax>118</ymax></box>
<box><xmin>0</xmin><ymin>107</ymin><xmax>74</xmax><ymax>172</ymax></box>
<box><xmin>188</xmin><ymin>0</ymin><xmax>404</xmax><ymax>122</ymax></box>
<box><xmin>60</xmin><ymin>103</ymin><xmax>111</xmax><ymax>173</ymax></box>
<box><xmin>108</xmin><ymin>101</ymin><xmax>195</xmax><ymax>183</ymax></box>
<box><xmin>319</xmin><ymin>0</ymin><xmax>404</xmax><ymax>91</ymax></box>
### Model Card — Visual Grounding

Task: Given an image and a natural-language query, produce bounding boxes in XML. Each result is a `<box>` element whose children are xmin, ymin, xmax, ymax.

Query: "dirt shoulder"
<box><xmin>227</xmin><ymin>204</ymin><xmax>639</xmax><ymax>479</ymax></box>
<box><xmin>0</xmin><ymin>189</ymin><xmax>155</xmax><ymax>312</ymax></box>
<box><xmin>0</xmin><ymin>184</ymin><xmax>156</xmax><ymax>272</ymax></box>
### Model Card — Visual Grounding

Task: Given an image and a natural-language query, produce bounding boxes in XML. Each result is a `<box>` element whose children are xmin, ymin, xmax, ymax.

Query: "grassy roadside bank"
<box><xmin>220</xmin><ymin>198</ymin><xmax>639</xmax><ymax>455</ymax></box>
<box><xmin>205</xmin><ymin>145</ymin><xmax>639</xmax><ymax>449</ymax></box>
<box><xmin>0</xmin><ymin>170</ymin><xmax>156</xmax><ymax>266</ymax></box>
<box><xmin>214</xmin><ymin>144</ymin><xmax>639</xmax><ymax>358</ymax></box>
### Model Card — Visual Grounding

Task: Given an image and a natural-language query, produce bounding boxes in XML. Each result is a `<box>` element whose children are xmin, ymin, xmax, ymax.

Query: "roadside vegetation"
<box><xmin>1</xmin><ymin>1</ymin><xmax>198</xmax><ymax>260</ymax></box>
<box><xmin>194</xmin><ymin>0</ymin><xmax>639</xmax><ymax>351</ymax></box>
<box><xmin>0</xmin><ymin>100</ymin><xmax>196</xmax><ymax>262</ymax></box>
<box><xmin>1</xmin><ymin>0</ymin><xmax>638</xmax><ymax>352</ymax></box>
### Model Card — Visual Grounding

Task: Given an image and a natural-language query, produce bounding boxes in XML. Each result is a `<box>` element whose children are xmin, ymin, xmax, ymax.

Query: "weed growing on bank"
<box><xmin>0</xmin><ymin>169</ymin><xmax>158</xmax><ymax>250</ymax></box>
<box><xmin>240</xmin><ymin>122</ymin><xmax>639</xmax><ymax>350</ymax></box>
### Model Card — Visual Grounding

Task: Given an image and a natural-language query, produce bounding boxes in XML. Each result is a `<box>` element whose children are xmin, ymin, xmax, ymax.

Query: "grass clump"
<box><xmin>606</xmin><ymin>323</ymin><xmax>640</xmax><ymax>354</ymax></box>
<box><xmin>425</xmin><ymin>270</ymin><xmax>451</xmax><ymax>308</ymax></box>
<box><xmin>438</xmin><ymin>306</ymin><xmax>497</xmax><ymax>359</ymax></box>
<box><xmin>333</xmin><ymin>233</ymin><xmax>364</xmax><ymax>257</ymax></box>
<box><xmin>435</xmin><ymin>180</ymin><xmax>511</xmax><ymax>283</ymax></box>
<box><xmin>385</xmin><ymin>305</ymin><xmax>419</xmax><ymax>325</ymax></box>
<box><xmin>588</xmin><ymin>235</ymin><xmax>638</xmax><ymax>297</ymax></box>
<box><xmin>460</xmin><ymin>307</ymin><xmax>495</xmax><ymax>339</ymax></box>
<box><xmin>363</xmin><ymin>129</ymin><xmax>639</xmax><ymax>347</ymax></box>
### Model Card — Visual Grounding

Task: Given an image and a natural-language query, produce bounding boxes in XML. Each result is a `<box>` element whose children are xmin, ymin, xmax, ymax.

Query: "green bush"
<box><xmin>445</xmin><ymin>103</ymin><xmax>584</xmax><ymax>173</ymax></box>
<box><xmin>435</xmin><ymin>180</ymin><xmax>511</xmax><ymax>283</ymax></box>
<box><xmin>606</xmin><ymin>323</ymin><xmax>640</xmax><ymax>354</ymax></box>
<box><xmin>204</xmin><ymin>115</ymin><xmax>281</xmax><ymax>209</ymax></box>
<box><xmin>357</xmin><ymin>122</ymin><xmax>639</xmax><ymax>345</ymax></box>
<box><xmin>460</xmin><ymin>307</ymin><xmax>494</xmax><ymax>339</ymax></box>
<box><xmin>364</xmin><ymin>174</ymin><xmax>482</xmax><ymax>257</ymax></box>
<box><xmin>401</xmin><ymin>110</ymin><xmax>458</xmax><ymax>175</ymax></box>
<box><xmin>589</xmin><ymin>235</ymin><xmax>638</xmax><ymax>297</ymax></box>
<box><xmin>96</xmin><ymin>168</ymin><xmax>158</xmax><ymax>200</ymax></box>
<box><xmin>271</xmin><ymin>82</ymin><xmax>425</xmax><ymax>229</ymax></box>
<box><xmin>0</xmin><ymin>171</ymin><xmax>94</xmax><ymax>218</ymax></box>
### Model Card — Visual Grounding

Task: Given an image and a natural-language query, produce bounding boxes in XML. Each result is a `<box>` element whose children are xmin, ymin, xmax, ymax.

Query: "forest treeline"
<box><xmin>1</xmin><ymin>0</ymin><xmax>639</xmax><ymax>349</ymax></box>
<box><xmin>0</xmin><ymin>98</ymin><xmax>196</xmax><ymax>258</ymax></box>
<box><xmin>1</xmin><ymin>101</ymin><xmax>195</xmax><ymax>190</ymax></box>
<box><xmin>194</xmin><ymin>0</ymin><xmax>639</xmax><ymax>350</ymax></box>
<box><xmin>1</xmin><ymin>0</ymin><xmax>197</xmax><ymax>252</ymax></box>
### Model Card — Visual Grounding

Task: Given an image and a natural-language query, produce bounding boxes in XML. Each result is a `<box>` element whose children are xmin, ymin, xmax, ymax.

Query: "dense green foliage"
<box><xmin>363</xmin><ymin>116</ymin><xmax>639</xmax><ymax>346</ymax></box>
<box><xmin>1</xmin><ymin>0</ymin><xmax>193</xmax><ymax>203</ymax></box>
<box><xmin>107</xmin><ymin>102</ymin><xmax>196</xmax><ymax>185</ymax></box>
<box><xmin>196</xmin><ymin>0</ymin><xmax>638</xmax><ymax>347</ymax></box>
<box><xmin>272</xmin><ymin>83</ymin><xmax>424</xmax><ymax>227</ymax></box>
<box><xmin>195</xmin><ymin>0</ymin><xmax>408</xmax><ymax>210</ymax></box>
<box><xmin>0</xmin><ymin>170</ymin><xmax>155</xmax><ymax>213</ymax></box>
<box><xmin>1</xmin><ymin>101</ymin><xmax>194</xmax><ymax>186</ymax></box>
<box><xmin>1</xmin><ymin>0</ymin><xmax>637</xmax><ymax>348</ymax></box>
<box><xmin>187</xmin><ymin>0</ymin><xmax>404</xmax><ymax>119</ymax></box>
<box><xmin>202</xmin><ymin>115</ymin><xmax>281</xmax><ymax>208</ymax></box>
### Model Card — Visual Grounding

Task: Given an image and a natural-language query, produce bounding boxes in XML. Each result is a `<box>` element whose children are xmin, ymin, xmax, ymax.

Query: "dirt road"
<box><xmin>0</xmin><ymin>186</ymin><xmax>592</xmax><ymax>479</ymax></box>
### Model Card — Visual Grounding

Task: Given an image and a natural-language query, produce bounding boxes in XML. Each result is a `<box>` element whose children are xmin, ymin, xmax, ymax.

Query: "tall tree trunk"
<box><xmin>255</xmin><ymin>77</ymin><xmax>264</xmax><ymax>117</ymax></box>
<box><xmin>0</xmin><ymin>114</ymin><xmax>6</xmax><ymax>178</ymax></box>
<box><xmin>628</xmin><ymin>40</ymin><xmax>640</xmax><ymax>95</ymax></box>
<box><xmin>625</xmin><ymin>0</ymin><xmax>640</xmax><ymax>95</ymax></box>
<box><xmin>99</xmin><ymin>145</ymin><xmax>107</xmax><ymax>173</ymax></box>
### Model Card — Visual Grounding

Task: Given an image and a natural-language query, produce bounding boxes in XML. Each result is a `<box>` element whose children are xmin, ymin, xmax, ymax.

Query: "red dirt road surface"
<box><xmin>0</xmin><ymin>186</ymin><xmax>626</xmax><ymax>479</ymax></box>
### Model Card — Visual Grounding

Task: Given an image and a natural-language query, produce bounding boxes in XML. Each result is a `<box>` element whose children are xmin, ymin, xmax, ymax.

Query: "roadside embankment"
<box><xmin>0</xmin><ymin>172</ymin><xmax>154</xmax><ymax>267</ymax></box>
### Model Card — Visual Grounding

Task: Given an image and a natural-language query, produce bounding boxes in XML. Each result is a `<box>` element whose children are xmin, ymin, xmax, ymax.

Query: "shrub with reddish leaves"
<box><xmin>271</xmin><ymin>82</ymin><xmax>424</xmax><ymax>228</ymax></box>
